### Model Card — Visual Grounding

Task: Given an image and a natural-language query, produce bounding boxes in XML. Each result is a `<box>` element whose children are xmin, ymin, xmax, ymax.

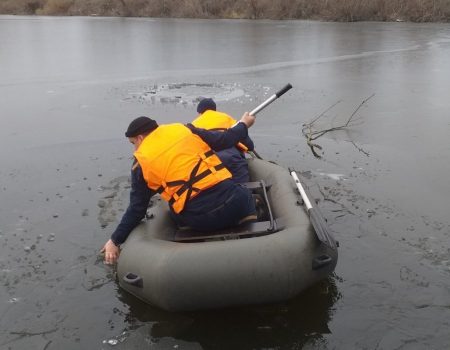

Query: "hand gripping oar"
<box><xmin>290</xmin><ymin>169</ymin><xmax>338</xmax><ymax>250</ymax></box>
<box><xmin>249</xmin><ymin>83</ymin><xmax>292</xmax><ymax>116</ymax></box>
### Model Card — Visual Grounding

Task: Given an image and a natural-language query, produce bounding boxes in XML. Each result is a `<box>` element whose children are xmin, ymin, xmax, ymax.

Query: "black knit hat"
<box><xmin>197</xmin><ymin>98</ymin><xmax>216</xmax><ymax>114</ymax></box>
<box><xmin>125</xmin><ymin>116</ymin><xmax>158</xmax><ymax>137</ymax></box>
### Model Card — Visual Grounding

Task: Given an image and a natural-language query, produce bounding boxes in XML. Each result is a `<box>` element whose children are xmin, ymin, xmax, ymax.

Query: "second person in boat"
<box><xmin>191</xmin><ymin>98</ymin><xmax>254</xmax><ymax>184</ymax></box>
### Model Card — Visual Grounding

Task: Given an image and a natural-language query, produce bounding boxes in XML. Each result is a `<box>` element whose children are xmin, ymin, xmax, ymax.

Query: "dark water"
<box><xmin>1</xmin><ymin>15</ymin><xmax>450</xmax><ymax>349</ymax></box>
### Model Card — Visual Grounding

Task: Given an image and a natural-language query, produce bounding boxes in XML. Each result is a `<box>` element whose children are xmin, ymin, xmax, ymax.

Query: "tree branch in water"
<box><xmin>302</xmin><ymin>94</ymin><xmax>375</xmax><ymax>158</ymax></box>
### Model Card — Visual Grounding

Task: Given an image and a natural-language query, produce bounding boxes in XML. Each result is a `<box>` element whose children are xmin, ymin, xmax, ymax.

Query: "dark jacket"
<box><xmin>216</xmin><ymin>147</ymin><xmax>250</xmax><ymax>184</ymax></box>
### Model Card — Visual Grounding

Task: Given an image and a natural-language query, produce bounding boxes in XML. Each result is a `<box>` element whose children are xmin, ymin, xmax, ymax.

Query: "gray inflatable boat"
<box><xmin>117</xmin><ymin>157</ymin><xmax>338</xmax><ymax>312</ymax></box>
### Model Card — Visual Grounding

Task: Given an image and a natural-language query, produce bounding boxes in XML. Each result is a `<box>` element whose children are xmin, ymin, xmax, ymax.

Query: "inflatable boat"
<box><xmin>117</xmin><ymin>157</ymin><xmax>338</xmax><ymax>312</ymax></box>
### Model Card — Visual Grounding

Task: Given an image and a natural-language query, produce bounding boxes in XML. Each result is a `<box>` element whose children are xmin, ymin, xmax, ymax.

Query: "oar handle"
<box><xmin>275</xmin><ymin>83</ymin><xmax>293</xmax><ymax>98</ymax></box>
<box><xmin>249</xmin><ymin>83</ymin><xmax>292</xmax><ymax>116</ymax></box>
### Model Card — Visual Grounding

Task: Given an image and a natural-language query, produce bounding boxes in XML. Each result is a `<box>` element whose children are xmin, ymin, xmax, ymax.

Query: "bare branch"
<box><xmin>344</xmin><ymin>93</ymin><xmax>375</xmax><ymax>126</ymax></box>
<box><xmin>348</xmin><ymin>140</ymin><xmax>370</xmax><ymax>157</ymax></box>
<box><xmin>308</xmin><ymin>100</ymin><xmax>342</xmax><ymax>125</ymax></box>
<box><xmin>301</xmin><ymin>94</ymin><xmax>375</xmax><ymax>158</ymax></box>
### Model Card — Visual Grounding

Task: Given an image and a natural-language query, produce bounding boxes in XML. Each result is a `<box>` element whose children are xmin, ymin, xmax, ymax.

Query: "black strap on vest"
<box><xmin>156</xmin><ymin>150</ymin><xmax>226</xmax><ymax>208</ymax></box>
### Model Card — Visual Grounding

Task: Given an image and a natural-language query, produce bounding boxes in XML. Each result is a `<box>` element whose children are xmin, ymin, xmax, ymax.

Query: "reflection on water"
<box><xmin>114</xmin><ymin>276</ymin><xmax>341</xmax><ymax>349</ymax></box>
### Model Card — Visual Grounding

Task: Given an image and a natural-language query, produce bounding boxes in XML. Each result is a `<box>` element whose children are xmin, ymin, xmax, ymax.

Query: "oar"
<box><xmin>290</xmin><ymin>169</ymin><xmax>337</xmax><ymax>250</ymax></box>
<box><xmin>250</xmin><ymin>83</ymin><xmax>292</xmax><ymax>116</ymax></box>
<box><xmin>247</xmin><ymin>84</ymin><xmax>292</xmax><ymax>159</ymax></box>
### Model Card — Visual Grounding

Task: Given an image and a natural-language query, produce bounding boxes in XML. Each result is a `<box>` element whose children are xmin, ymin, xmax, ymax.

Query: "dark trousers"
<box><xmin>170</xmin><ymin>180</ymin><xmax>256</xmax><ymax>232</ymax></box>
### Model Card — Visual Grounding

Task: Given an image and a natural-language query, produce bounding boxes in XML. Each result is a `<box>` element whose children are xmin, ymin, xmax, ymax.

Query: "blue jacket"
<box><xmin>216</xmin><ymin>147</ymin><xmax>251</xmax><ymax>184</ymax></box>
<box><xmin>111</xmin><ymin>122</ymin><xmax>251</xmax><ymax>245</ymax></box>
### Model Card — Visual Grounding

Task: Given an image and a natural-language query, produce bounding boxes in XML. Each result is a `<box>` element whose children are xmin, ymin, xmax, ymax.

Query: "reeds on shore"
<box><xmin>1</xmin><ymin>0</ymin><xmax>449</xmax><ymax>22</ymax></box>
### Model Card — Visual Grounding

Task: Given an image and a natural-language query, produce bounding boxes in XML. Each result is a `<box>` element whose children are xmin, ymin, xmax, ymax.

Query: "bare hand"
<box><xmin>239</xmin><ymin>112</ymin><xmax>255</xmax><ymax>128</ymax></box>
<box><xmin>100</xmin><ymin>239</ymin><xmax>120</xmax><ymax>265</ymax></box>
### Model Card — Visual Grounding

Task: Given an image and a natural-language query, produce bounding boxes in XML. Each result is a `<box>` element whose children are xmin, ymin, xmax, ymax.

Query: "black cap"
<box><xmin>125</xmin><ymin>116</ymin><xmax>158</xmax><ymax>137</ymax></box>
<box><xmin>197</xmin><ymin>98</ymin><xmax>216</xmax><ymax>114</ymax></box>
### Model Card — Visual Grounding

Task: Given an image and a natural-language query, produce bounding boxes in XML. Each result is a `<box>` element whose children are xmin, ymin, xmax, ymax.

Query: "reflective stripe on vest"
<box><xmin>134</xmin><ymin>123</ymin><xmax>232</xmax><ymax>213</ymax></box>
<box><xmin>192</xmin><ymin>110</ymin><xmax>248</xmax><ymax>152</ymax></box>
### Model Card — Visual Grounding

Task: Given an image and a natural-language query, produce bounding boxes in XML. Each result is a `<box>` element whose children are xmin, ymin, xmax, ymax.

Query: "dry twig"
<box><xmin>302</xmin><ymin>94</ymin><xmax>375</xmax><ymax>158</ymax></box>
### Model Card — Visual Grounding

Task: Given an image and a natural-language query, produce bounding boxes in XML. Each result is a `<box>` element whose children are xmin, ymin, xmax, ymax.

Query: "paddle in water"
<box><xmin>290</xmin><ymin>169</ymin><xmax>338</xmax><ymax>250</ymax></box>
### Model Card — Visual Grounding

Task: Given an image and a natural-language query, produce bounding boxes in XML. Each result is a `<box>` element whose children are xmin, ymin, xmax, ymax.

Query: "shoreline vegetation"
<box><xmin>1</xmin><ymin>0</ymin><xmax>450</xmax><ymax>22</ymax></box>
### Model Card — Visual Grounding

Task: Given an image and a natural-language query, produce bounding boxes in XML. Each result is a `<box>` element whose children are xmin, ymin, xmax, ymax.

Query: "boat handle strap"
<box><xmin>123</xmin><ymin>272</ymin><xmax>143</xmax><ymax>288</ymax></box>
<box><xmin>312</xmin><ymin>255</ymin><xmax>333</xmax><ymax>270</ymax></box>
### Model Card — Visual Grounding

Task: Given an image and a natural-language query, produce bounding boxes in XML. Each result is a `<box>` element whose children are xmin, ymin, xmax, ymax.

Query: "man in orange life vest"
<box><xmin>192</xmin><ymin>98</ymin><xmax>254</xmax><ymax>184</ymax></box>
<box><xmin>101</xmin><ymin>112</ymin><xmax>257</xmax><ymax>264</ymax></box>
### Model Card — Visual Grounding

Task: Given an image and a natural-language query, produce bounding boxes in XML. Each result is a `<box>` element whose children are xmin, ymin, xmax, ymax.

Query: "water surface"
<box><xmin>1</xmin><ymin>16</ymin><xmax>449</xmax><ymax>349</ymax></box>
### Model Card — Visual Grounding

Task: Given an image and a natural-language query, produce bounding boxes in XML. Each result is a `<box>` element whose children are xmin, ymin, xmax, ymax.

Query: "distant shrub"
<box><xmin>36</xmin><ymin>0</ymin><xmax>73</xmax><ymax>15</ymax></box>
<box><xmin>0</xmin><ymin>0</ymin><xmax>44</xmax><ymax>14</ymax></box>
<box><xmin>1</xmin><ymin>0</ymin><xmax>449</xmax><ymax>22</ymax></box>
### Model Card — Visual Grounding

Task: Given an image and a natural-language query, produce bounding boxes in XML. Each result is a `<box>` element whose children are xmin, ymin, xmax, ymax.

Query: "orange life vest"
<box><xmin>192</xmin><ymin>110</ymin><xmax>248</xmax><ymax>152</ymax></box>
<box><xmin>134</xmin><ymin>123</ymin><xmax>232</xmax><ymax>213</ymax></box>
<box><xmin>192</xmin><ymin>110</ymin><xmax>236</xmax><ymax>130</ymax></box>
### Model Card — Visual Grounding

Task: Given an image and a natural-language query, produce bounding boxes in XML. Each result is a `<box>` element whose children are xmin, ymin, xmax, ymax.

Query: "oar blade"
<box><xmin>308</xmin><ymin>207</ymin><xmax>337</xmax><ymax>250</ymax></box>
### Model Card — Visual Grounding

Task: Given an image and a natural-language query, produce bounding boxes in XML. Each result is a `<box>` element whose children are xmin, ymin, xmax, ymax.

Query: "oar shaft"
<box><xmin>250</xmin><ymin>95</ymin><xmax>276</xmax><ymax>116</ymax></box>
<box><xmin>249</xmin><ymin>83</ymin><xmax>292</xmax><ymax>116</ymax></box>
<box><xmin>290</xmin><ymin>170</ymin><xmax>313</xmax><ymax>210</ymax></box>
